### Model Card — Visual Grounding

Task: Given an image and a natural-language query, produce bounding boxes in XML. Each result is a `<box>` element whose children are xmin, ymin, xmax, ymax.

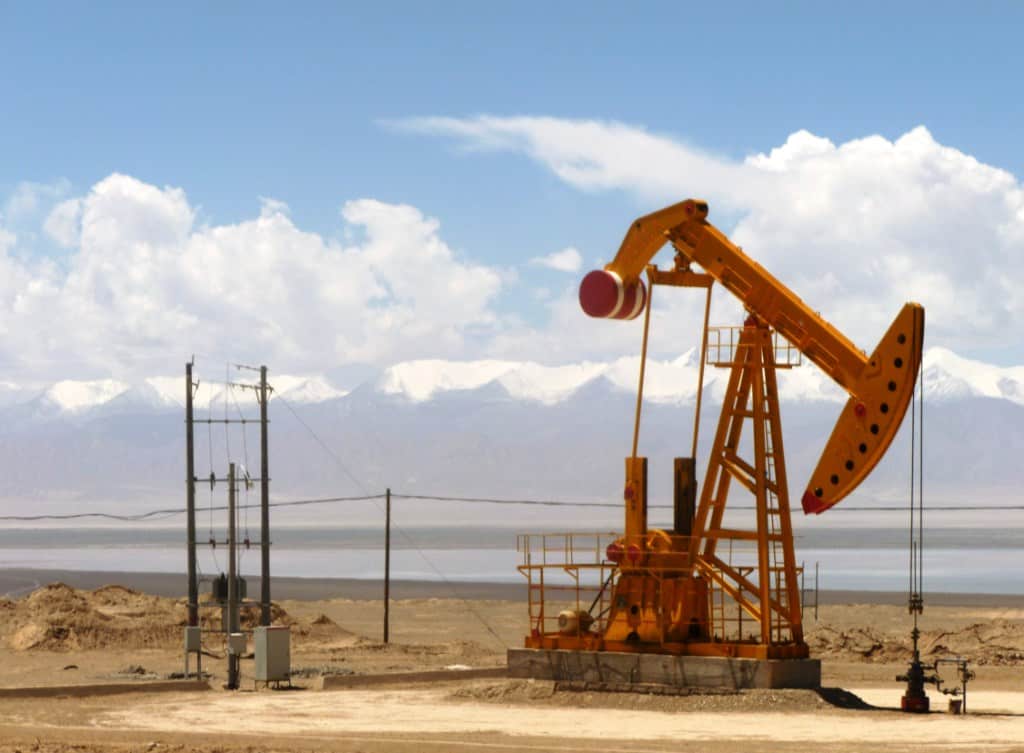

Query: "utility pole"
<box><xmin>185</xmin><ymin>361</ymin><xmax>271</xmax><ymax>685</ymax></box>
<box><xmin>384</xmin><ymin>488</ymin><xmax>391</xmax><ymax>644</ymax></box>
<box><xmin>185</xmin><ymin>361</ymin><xmax>198</xmax><ymax>628</ymax></box>
<box><xmin>259</xmin><ymin>365</ymin><xmax>271</xmax><ymax>627</ymax></box>
<box><xmin>227</xmin><ymin>462</ymin><xmax>240</xmax><ymax>690</ymax></box>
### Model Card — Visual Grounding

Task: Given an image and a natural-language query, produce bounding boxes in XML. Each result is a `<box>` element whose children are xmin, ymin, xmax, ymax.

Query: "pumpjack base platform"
<box><xmin>508</xmin><ymin>648</ymin><xmax>821</xmax><ymax>690</ymax></box>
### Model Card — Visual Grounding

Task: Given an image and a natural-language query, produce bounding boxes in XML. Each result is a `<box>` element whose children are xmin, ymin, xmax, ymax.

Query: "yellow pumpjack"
<box><xmin>525</xmin><ymin>199</ymin><xmax>924</xmax><ymax>659</ymax></box>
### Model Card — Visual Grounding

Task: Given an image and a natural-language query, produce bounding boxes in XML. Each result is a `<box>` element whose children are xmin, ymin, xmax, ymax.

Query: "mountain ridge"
<box><xmin>3</xmin><ymin>346</ymin><xmax>1021</xmax><ymax>417</ymax></box>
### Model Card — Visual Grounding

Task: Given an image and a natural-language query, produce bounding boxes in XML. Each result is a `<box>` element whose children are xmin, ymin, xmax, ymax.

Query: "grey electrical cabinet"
<box><xmin>183</xmin><ymin>625</ymin><xmax>202</xmax><ymax>652</ymax></box>
<box><xmin>254</xmin><ymin>626</ymin><xmax>290</xmax><ymax>682</ymax></box>
<box><xmin>227</xmin><ymin>632</ymin><xmax>247</xmax><ymax>656</ymax></box>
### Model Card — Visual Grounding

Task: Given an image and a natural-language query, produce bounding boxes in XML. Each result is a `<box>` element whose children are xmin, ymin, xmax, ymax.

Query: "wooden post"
<box><xmin>185</xmin><ymin>362</ymin><xmax>198</xmax><ymax>627</ymax></box>
<box><xmin>384</xmin><ymin>488</ymin><xmax>391</xmax><ymax>644</ymax></box>
<box><xmin>227</xmin><ymin>463</ymin><xmax>239</xmax><ymax>690</ymax></box>
<box><xmin>259</xmin><ymin>365</ymin><xmax>271</xmax><ymax>627</ymax></box>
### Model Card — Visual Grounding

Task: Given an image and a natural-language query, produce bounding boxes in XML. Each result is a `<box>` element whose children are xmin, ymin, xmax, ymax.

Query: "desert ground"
<box><xmin>0</xmin><ymin>572</ymin><xmax>1022</xmax><ymax>753</ymax></box>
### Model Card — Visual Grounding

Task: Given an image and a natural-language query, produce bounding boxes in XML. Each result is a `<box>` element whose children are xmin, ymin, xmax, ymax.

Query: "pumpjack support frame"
<box><xmin>689</xmin><ymin>317</ymin><xmax>805</xmax><ymax>653</ymax></box>
<box><xmin>521</xmin><ymin>317</ymin><xmax>807</xmax><ymax>660</ymax></box>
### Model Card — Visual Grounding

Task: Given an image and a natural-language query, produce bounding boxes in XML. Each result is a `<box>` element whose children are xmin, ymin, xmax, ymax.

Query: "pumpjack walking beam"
<box><xmin>580</xmin><ymin>198</ymin><xmax>924</xmax><ymax>514</ymax></box>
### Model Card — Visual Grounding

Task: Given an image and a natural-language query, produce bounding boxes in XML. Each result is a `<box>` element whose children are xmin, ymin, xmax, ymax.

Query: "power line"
<box><xmin>392</xmin><ymin>494</ymin><xmax>1024</xmax><ymax>513</ymax></box>
<box><xmin>0</xmin><ymin>509</ymin><xmax>181</xmax><ymax>523</ymax></box>
<box><xmin>392</xmin><ymin>493</ymin><xmax>621</xmax><ymax>508</ymax></box>
<box><xmin>0</xmin><ymin>492</ymin><xmax>1020</xmax><ymax>523</ymax></box>
<box><xmin>0</xmin><ymin>494</ymin><xmax>384</xmax><ymax>522</ymax></box>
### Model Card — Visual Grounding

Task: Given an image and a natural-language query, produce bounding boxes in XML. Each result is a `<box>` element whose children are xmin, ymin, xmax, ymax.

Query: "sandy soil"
<box><xmin>0</xmin><ymin>581</ymin><xmax>1022</xmax><ymax>752</ymax></box>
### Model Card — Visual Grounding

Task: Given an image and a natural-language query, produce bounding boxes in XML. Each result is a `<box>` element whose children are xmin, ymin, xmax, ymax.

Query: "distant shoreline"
<box><xmin>2</xmin><ymin>567</ymin><xmax>1022</xmax><ymax>607</ymax></box>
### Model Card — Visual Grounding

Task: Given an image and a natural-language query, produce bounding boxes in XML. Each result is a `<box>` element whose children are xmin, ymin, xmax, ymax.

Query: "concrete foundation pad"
<box><xmin>0</xmin><ymin>679</ymin><xmax>210</xmax><ymax>699</ymax></box>
<box><xmin>319</xmin><ymin>667</ymin><xmax>507</xmax><ymax>690</ymax></box>
<box><xmin>508</xmin><ymin>648</ymin><xmax>820</xmax><ymax>690</ymax></box>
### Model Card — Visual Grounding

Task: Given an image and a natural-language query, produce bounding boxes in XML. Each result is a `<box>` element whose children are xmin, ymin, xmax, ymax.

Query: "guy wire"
<box><xmin>275</xmin><ymin>393</ymin><xmax>508</xmax><ymax>649</ymax></box>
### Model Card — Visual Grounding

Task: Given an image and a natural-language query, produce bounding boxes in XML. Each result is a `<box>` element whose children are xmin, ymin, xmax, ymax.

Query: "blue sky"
<box><xmin>1</xmin><ymin>2</ymin><xmax>1023</xmax><ymax>383</ymax></box>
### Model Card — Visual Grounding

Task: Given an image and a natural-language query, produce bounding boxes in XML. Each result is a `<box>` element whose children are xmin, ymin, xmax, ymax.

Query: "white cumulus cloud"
<box><xmin>6</xmin><ymin>119</ymin><xmax>1024</xmax><ymax>384</ymax></box>
<box><xmin>0</xmin><ymin>174</ymin><xmax>505</xmax><ymax>382</ymax></box>
<box><xmin>529</xmin><ymin>246</ymin><xmax>582</xmax><ymax>273</ymax></box>
<box><xmin>396</xmin><ymin>116</ymin><xmax>765</xmax><ymax>208</ymax></box>
<box><xmin>43</xmin><ymin>198</ymin><xmax>83</xmax><ymax>248</ymax></box>
<box><xmin>402</xmin><ymin>116</ymin><xmax>1024</xmax><ymax>357</ymax></box>
<box><xmin>259</xmin><ymin>196</ymin><xmax>290</xmax><ymax>218</ymax></box>
<box><xmin>2</xmin><ymin>179</ymin><xmax>71</xmax><ymax>224</ymax></box>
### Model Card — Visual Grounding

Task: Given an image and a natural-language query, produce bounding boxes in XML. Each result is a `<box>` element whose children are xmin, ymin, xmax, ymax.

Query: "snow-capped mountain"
<box><xmin>10</xmin><ymin>374</ymin><xmax>348</xmax><ymax>418</ymax></box>
<box><xmin>5</xmin><ymin>346</ymin><xmax>1019</xmax><ymax>418</ymax></box>
<box><xmin>374</xmin><ymin>347</ymin><xmax>1023</xmax><ymax>408</ymax></box>
<box><xmin>0</xmin><ymin>346</ymin><xmax>1021</xmax><ymax>524</ymax></box>
<box><xmin>43</xmin><ymin>379</ymin><xmax>131</xmax><ymax>413</ymax></box>
<box><xmin>375</xmin><ymin>347</ymin><xmax>846</xmax><ymax>406</ymax></box>
<box><xmin>922</xmin><ymin>347</ymin><xmax>1024</xmax><ymax>404</ymax></box>
<box><xmin>273</xmin><ymin>375</ymin><xmax>348</xmax><ymax>404</ymax></box>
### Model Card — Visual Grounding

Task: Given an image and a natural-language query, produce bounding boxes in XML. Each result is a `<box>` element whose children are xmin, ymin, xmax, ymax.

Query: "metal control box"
<box><xmin>254</xmin><ymin>626</ymin><xmax>290</xmax><ymax>682</ymax></box>
<box><xmin>184</xmin><ymin>625</ymin><xmax>202</xmax><ymax>652</ymax></box>
<box><xmin>227</xmin><ymin>632</ymin><xmax>248</xmax><ymax>656</ymax></box>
